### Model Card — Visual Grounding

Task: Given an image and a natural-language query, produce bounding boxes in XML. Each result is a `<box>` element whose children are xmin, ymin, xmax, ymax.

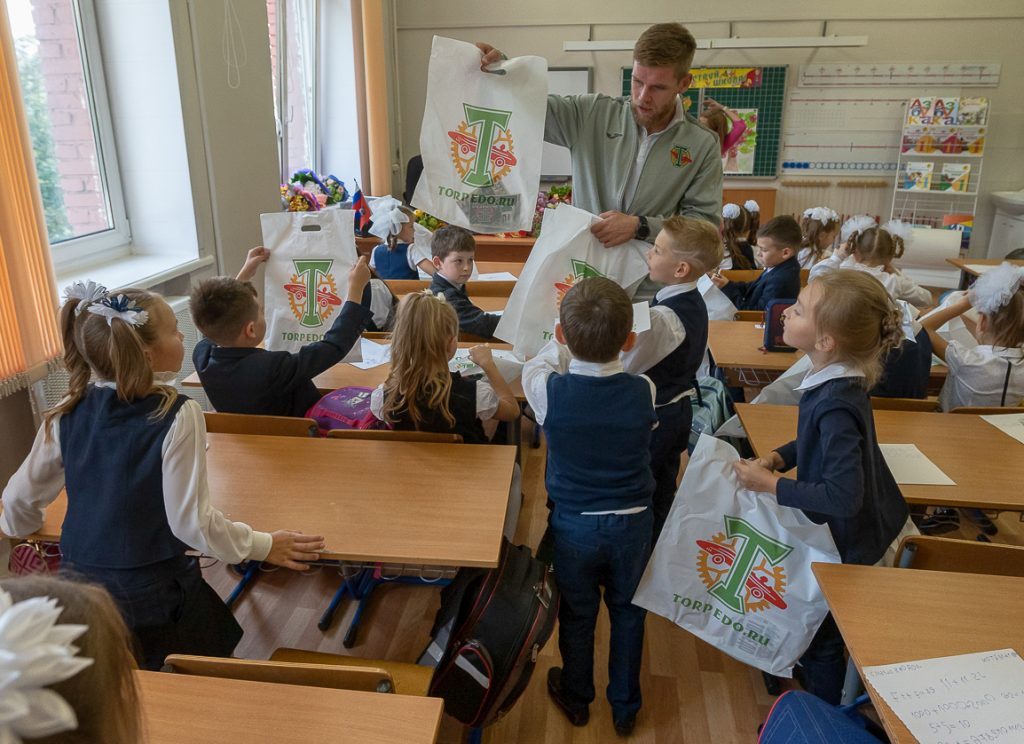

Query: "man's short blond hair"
<box><xmin>659</xmin><ymin>216</ymin><xmax>723</xmax><ymax>275</ymax></box>
<box><xmin>633</xmin><ymin>23</ymin><xmax>698</xmax><ymax>80</ymax></box>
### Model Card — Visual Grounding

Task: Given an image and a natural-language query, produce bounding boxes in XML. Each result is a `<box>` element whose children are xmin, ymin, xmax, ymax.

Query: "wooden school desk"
<box><xmin>735</xmin><ymin>404</ymin><xmax>1024</xmax><ymax>511</ymax></box>
<box><xmin>813</xmin><ymin>563</ymin><xmax>1024</xmax><ymax>744</ymax></box>
<box><xmin>28</xmin><ymin>433</ymin><xmax>516</xmax><ymax>568</ymax></box>
<box><xmin>947</xmin><ymin>257</ymin><xmax>1024</xmax><ymax>290</ymax></box>
<box><xmin>708</xmin><ymin>320</ymin><xmax>948</xmax><ymax>391</ymax></box>
<box><xmin>138</xmin><ymin>670</ymin><xmax>443</xmax><ymax>744</ymax></box>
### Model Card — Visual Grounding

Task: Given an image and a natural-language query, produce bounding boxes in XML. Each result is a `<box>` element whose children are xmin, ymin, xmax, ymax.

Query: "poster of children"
<box><xmin>723</xmin><ymin>109</ymin><xmax>758</xmax><ymax>174</ymax></box>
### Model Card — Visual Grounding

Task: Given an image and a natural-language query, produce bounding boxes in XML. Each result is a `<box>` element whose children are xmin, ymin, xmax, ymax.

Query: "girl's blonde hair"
<box><xmin>722</xmin><ymin>205</ymin><xmax>754</xmax><ymax>269</ymax></box>
<box><xmin>811</xmin><ymin>270</ymin><xmax>905</xmax><ymax>388</ymax></box>
<box><xmin>801</xmin><ymin>214</ymin><xmax>840</xmax><ymax>265</ymax></box>
<box><xmin>987</xmin><ymin>286</ymin><xmax>1024</xmax><ymax>348</ymax></box>
<box><xmin>848</xmin><ymin>226</ymin><xmax>905</xmax><ymax>265</ymax></box>
<box><xmin>380</xmin><ymin>291</ymin><xmax>459</xmax><ymax>428</ymax></box>
<box><xmin>1</xmin><ymin>576</ymin><xmax>141</xmax><ymax>744</ymax></box>
<box><xmin>46</xmin><ymin>289</ymin><xmax>178</xmax><ymax>433</ymax></box>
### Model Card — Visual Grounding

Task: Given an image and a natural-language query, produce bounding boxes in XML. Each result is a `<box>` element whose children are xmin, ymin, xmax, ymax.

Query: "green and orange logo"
<box><xmin>696</xmin><ymin>516</ymin><xmax>792</xmax><ymax>614</ymax></box>
<box><xmin>554</xmin><ymin>259</ymin><xmax>605</xmax><ymax>306</ymax></box>
<box><xmin>448</xmin><ymin>104</ymin><xmax>517</xmax><ymax>188</ymax></box>
<box><xmin>283</xmin><ymin>259</ymin><xmax>341</xmax><ymax>328</ymax></box>
<box><xmin>670</xmin><ymin>145</ymin><xmax>692</xmax><ymax>168</ymax></box>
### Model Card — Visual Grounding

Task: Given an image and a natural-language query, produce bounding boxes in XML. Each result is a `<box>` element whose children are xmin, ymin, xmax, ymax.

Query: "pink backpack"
<box><xmin>306</xmin><ymin>386</ymin><xmax>390</xmax><ymax>436</ymax></box>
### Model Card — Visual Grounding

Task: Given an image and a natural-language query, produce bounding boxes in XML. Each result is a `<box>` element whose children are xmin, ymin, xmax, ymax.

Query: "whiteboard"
<box><xmin>542</xmin><ymin>68</ymin><xmax>591</xmax><ymax>178</ymax></box>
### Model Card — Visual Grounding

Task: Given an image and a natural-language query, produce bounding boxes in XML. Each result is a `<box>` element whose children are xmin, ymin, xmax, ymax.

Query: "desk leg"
<box><xmin>225</xmin><ymin>561</ymin><xmax>261</xmax><ymax>609</ymax></box>
<box><xmin>318</xmin><ymin>572</ymin><xmax>358</xmax><ymax>631</ymax></box>
<box><xmin>468</xmin><ymin>727</ymin><xmax>483</xmax><ymax>744</ymax></box>
<box><xmin>840</xmin><ymin>657</ymin><xmax>864</xmax><ymax>705</ymax></box>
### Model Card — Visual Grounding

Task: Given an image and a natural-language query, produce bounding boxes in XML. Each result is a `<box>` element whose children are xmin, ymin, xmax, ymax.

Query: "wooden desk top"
<box><xmin>735</xmin><ymin>404</ymin><xmax>1024</xmax><ymax>510</ymax></box>
<box><xmin>138</xmin><ymin>670</ymin><xmax>443</xmax><ymax>743</ymax></box>
<box><xmin>813</xmin><ymin>563</ymin><xmax>1024</xmax><ymax>744</ymax></box>
<box><xmin>476</xmin><ymin>261</ymin><xmax>523</xmax><ymax>277</ymax></box>
<box><xmin>31</xmin><ymin>434</ymin><xmax>516</xmax><ymax>567</ymax></box>
<box><xmin>947</xmin><ymin>257</ymin><xmax>1024</xmax><ymax>276</ymax></box>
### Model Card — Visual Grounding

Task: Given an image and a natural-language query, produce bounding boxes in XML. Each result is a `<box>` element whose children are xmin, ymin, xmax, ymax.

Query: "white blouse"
<box><xmin>939</xmin><ymin>343</ymin><xmax>1024</xmax><ymax>411</ymax></box>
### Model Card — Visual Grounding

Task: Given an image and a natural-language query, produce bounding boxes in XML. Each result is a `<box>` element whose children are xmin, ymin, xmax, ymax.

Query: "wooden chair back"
<box><xmin>327</xmin><ymin>429</ymin><xmax>463</xmax><ymax>444</ymax></box>
<box><xmin>870</xmin><ymin>397</ymin><xmax>939</xmax><ymax>412</ymax></box>
<box><xmin>949</xmin><ymin>406</ymin><xmax>1024</xmax><ymax>415</ymax></box>
<box><xmin>734</xmin><ymin>310</ymin><xmax>764</xmax><ymax>322</ymax></box>
<box><xmin>895</xmin><ymin>535</ymin><xmax>1024</xmax><ymax>578</ymax></box>
<box><xmin>799</xmin><ymin>268</ymin><xmax>810</xmax><ymax>287</ymax></box>
<box><xmin>162</xmin><ymin>654</ymin><xmax>396</xmax><ymax>693</ymax></box>
<box><xmin>721</xmin><ymin>269</ymin><xmax>762</xmax><ymax>284</ymax></box>
<box><xmin>203</xmin><ymin>412</ymin><xmax>317</xmax><ymax>437</ymax></box>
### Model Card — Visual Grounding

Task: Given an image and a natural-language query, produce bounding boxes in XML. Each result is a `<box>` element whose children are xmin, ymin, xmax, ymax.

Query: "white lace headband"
<box><xmin>841</xmin><ymin>215</ymin><xmax>877</xmax><ymax>243</ymax></box>
<box><xmin>744</xmin><ymin>199</ymin><xmax>760</xmax><ymax>213</ymax></box>
<box><xmin>0</xmin><ymin>588</ymin><xmax>94</xmax><ymax>743</ymax></box>
<box><xmin>802</xmin><ymin>206</ymin><xmax>838</xmax><ymax>224</ymax></box>
<box><xmin>881</xmin><ymin>219</ymin><xmax>915</xmax><ymax>247</ymax></box>
<box><xmin>86</xmin><ymin>294</ymin><xmax>149</xmax><ymax>327</ymax></box>
<box><xmin>969</xmin><ymin>262</ymin><xmax>1024</xmax><ymax>316</ymax></box>
<box><xmin>62</xmin><ymin>280</ymin><xmax>108</xmax><ymax>315</ymax></box>
<box><xmin>722</xmin><ymin>203</ymin><xmax>741</xmax><ymax>219</ymax></box>
<box><xmin>367</xmin><ymin>195</ymin><xmax>410</xmax><ymax>242</ymax></box>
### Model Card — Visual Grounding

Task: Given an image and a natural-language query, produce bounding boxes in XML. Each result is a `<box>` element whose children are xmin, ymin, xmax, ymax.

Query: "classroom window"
<box><xmin>267</xmin><ymin>0</ymin><xmax>318</xmax><ymax>181</ymax></box>
<box><xmin>6</xmin><ymin>0</ymin><xmax>129</xmax><ymax>265</ymax></box>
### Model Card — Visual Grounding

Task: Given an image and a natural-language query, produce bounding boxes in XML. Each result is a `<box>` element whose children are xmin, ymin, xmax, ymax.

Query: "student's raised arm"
<box><xmin>919</xmin><ymin>295</ymin><xmax>971</xmax><ymax>362</ymax></box>
<box><xmin>236</xmin><ymin>246</ymin><xmax>270</xmax><ymax>282</ymax></box>
<box><xmin>521</xmin><ymin>338</ymin><xmax>571</xmax><ymax>426</ymax></box>
<box><xmin>469</xmin><ymin>345</ymin><xmax>520</xmax><ymax>422</ymax></box>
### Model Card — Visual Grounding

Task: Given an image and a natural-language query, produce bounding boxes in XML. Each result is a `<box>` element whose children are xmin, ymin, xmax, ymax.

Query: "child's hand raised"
<box><xmin>710</xmin><ymin>270</ymin><xmax>728</xmax><ymax>288</ymax></box>
<box><xmin>264</xmin><ymin>530</ymin><xmax>325</xmax><ymax>571</ymax></box>
<box><xmin>236</xmin><ymin>246</ymin><xmax>270</xmax><ymax>281</ymax></box>
<box><xmin>469</xmin><ymin>344</ymin><xmax>495</xmax><ymax>368</ymax></box>
<box><xmin>347</xmin><ymin>256</ymin><xmax>372</xmax><ymax>301</ymax></box>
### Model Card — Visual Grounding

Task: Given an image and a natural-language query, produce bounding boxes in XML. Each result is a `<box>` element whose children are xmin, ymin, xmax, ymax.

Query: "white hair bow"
<box><xmin>840</xmin><ymin>215</ymin><xmax>877</xmax><ymax>244</ymax></box>
<box><xmin>744</xmin><ymin>199</ymin><xmax>760</xmax><ymax>213</ymax></box>
<box><xmin>62</xmin><ymin>281</ymin><xmax>108</xmax><ymax>315</ymax></box>
<box><xmin>722</xmin><ymin>203</ymin><xmax>741</xmax><ymax>219</ymax></box>
<box><xmin>970</xmin><ymin>262</ymin><xmax>1024</xmax><ymax>316</ymax></box>
<box><xmin>367</xmin><ymin>196</ymin><xmax>410</xmax><ymax>242</ymax></box>
<box><xmin>0</xmin><ymin>588</ymin><xmax>94</xmax><ymax>743</ymax></box>
<box><xmin>881</xmin><ymin>219</ymin><xmax>915</xmax><ymax>247</ymax></box>
<box><xmin>804</xmin><ymin>207</ymin><xmax>838</xmax><ymax>223</ymax></box>
<box><xmin>86</xmin><ymin>294</ymin><xmax>148</xmax><ymax>327</ymax></box>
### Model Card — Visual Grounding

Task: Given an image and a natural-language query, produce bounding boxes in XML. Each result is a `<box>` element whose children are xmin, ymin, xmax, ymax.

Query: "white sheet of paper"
<box><xmin>489</xmin><ymin>309</ymin><xmax>504</xmax><ymax>318</ymax></box>
<box><xmin>981</xmin><ymin>413</ymin><xmax>1024</xmax><ymax>446</ymax></box>
<box><xmin>879</xmin><ymin>443</ymin><xmax>956</xmax><ymax>485</ymax></box>
<box><xmin>449</xmin><ymin>349</ymin><xmax>524</xmax><ymax>383</ymax></box>
<box><xmin>476</xmin><ymin>272</ymin><xmax>519</xmax><ymax>282</ymax></box>
<box><xmin>349</xmin><ymin>338</ymin><xmax>392</xmax><ymax>370</ymax></box>
<box><xmin>632</xmin><ymin>302</ymin><xmax>652</xmax><ymax>334</ymax></box>
<box><xmin>863</xmin><ymin>649</ymin><xmax>1024</xmax><ymax>744</ymax></box>
<box><xmin>963</xmin><ymin>263</ymin><xmax>999</xmax><ymax>275</ymax></box>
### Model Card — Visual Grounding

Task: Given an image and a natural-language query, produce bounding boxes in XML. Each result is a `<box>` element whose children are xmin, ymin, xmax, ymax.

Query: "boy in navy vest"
<box><xmin>428</xmin><ymin>225</ymin><xmax>500</xmax><ymax>338</ymax></box>
<box><xmin>713</xmin><ymin>215</ymin><xmax>803</xmax><ymax>310</ymax></box>
<box><xmin>522</xmin><ymin>277</ymin><xmax>657</xmax><ymax>737</ymax></box>
<box><xmin>190</xmin><ymin>248</ymin><xmax>372</xmax><ymax>416</ymax></box>
<box><xmin>623</xmin><ymin>216</ymin><xmax>723</xmax><ymax>538</ymax></box>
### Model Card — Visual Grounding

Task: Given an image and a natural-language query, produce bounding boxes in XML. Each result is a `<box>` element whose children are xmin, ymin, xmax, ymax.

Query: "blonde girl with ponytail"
<box><xmin>732</xmin><ymin>269</ymin><xmax>917</xmax><ymax>705</ymax></box>
<box><xmin>1</xmin><ymin>283</ymin><xmax>325</xmax><ymax>670</ymax></box>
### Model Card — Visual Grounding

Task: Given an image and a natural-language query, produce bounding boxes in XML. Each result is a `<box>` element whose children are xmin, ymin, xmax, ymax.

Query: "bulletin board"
<box><xmin>621</xmin><ymin>66</ymin><xmax>787</xmax><ymax>178</ymax></box>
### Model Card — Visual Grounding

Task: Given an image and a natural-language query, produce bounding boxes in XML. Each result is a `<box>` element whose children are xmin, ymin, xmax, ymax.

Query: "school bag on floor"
<box><xmin>419</xmin><ymin>539</ymin><xmax>558</xmax><ymax>727</ymax></box>
<box><xmin>306</xmin><ymin>387</ymin><xmax>389</xmax><ymax>435</ymax></box>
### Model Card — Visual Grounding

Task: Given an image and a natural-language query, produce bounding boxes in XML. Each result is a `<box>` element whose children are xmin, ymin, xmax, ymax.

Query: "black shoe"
<box><xmin>546</xmin><ymin>667</ymin><xmax>589</xmax><ymax>726</ymax></box>
<box><xmin>916</xmin><ymin>508</ymin><xmax>960</xmax><ymax>535</ymax></box>
<box><xmin>613</xmin><ymin>712</ymin><xmax>637</xmax><ymax>737</ymax></box>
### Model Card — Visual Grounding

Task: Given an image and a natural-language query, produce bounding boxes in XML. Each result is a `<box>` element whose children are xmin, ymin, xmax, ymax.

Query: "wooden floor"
<box><xmin>205</xmin><ymin>418</ymin><xmax>1024</xmax><ymax>744</ymax></box>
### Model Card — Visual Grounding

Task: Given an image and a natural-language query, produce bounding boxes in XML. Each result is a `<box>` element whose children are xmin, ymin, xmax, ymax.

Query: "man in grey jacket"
<box><xmin>477</xmin><ymin>23</ymin><xmax>722</xmax><ymax>254</ymax></box>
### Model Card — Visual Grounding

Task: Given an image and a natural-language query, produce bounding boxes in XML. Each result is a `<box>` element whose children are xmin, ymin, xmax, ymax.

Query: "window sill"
<box><xmin>54</xmin><ymin>252</ymin><xmax>215</xmax><ymax>297</ymax></box>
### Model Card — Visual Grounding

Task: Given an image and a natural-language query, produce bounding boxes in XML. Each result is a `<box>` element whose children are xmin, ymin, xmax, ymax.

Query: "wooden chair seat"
<box><xmin>326</xmin><ymin>429</ymin><xmax>463</xmax><ymax>444</ymax></box>
<box><xmin>895</xmin><ymin>535</ymin><xmax>1024</xmax><ymax>578</ymax></box>
<box><xmin>203</xmin><ymin>411</ymin><xmax>317</xmax><ymax>437</ymax></box>
<box><xmin>163</xmin><ymin>654</ymin><xmax>397</xmax><ymax>694</ymax></box>
<box><xmin>734</xmin><ymin>310</ymin><xmax>764</xmax><ymax>322</ymax></box>
<box><xmin>270</xmin><ymin>648</ymin><xmax>433</xmax><ymax>697</ymax></box>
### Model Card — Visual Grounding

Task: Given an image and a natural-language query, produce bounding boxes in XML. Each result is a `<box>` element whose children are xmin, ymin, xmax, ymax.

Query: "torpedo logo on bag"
<box><xmin>553</xmin><ymin>259</ymin><xmax>606</xmax><ymax>306</ymax></box>
<box><xmin>695</xmin><ymin>516</ymin><xmax>792</xmax><ymax>614</ymax></box>
<box><xmin>284</xmin><ymin>259</ymin><xmax>341</xmax><ymax>328</ymax></box>
<box><xmin>448</xmin><ymin>104</ymin><xmax>517</xmax><ymax>188</ymax></box>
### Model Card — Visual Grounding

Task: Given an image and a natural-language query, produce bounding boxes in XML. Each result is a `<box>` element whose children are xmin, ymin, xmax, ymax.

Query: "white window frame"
<box><xmin>273</xmin><ymin>0</ymin><xmax>320</xmax><ymax>182</ymax></box>
<box><xmin>47</xmin><ymin>0</ymin><xmax>131</xmax><ymax>271</ymax></box>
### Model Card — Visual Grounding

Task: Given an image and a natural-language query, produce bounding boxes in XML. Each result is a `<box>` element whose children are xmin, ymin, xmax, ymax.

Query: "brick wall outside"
<box><xmin>31</xmin><ymin>0</ymin><xmax>110</xmax><ymax>239</ymax></box>
<box><xmin>267</xmin><ymin>0</ymin><xmax>311</xmax><ymax>179</ymax></box>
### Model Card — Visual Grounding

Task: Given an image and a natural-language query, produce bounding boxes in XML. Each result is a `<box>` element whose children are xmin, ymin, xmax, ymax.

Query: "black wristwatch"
<box><xmin>635</xmin><ymin>215</ymin><xmax>650</xmax><ymax>241</ymax></box>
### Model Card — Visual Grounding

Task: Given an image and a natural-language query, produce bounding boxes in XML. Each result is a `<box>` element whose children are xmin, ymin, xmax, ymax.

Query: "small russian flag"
<box><xmin>352</xmin><ymin>187</ymin><xmax>371</xmax><ymax>231</ymax></box>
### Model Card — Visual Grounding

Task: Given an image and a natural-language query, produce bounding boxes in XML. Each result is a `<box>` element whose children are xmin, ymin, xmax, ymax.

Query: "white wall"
<box><xmin>392</xmin><ymin>0</ymin><xmax>1024</xmax><ymax>256</ymax></box>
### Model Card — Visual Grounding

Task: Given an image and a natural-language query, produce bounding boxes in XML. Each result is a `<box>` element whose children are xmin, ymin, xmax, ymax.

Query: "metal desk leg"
<box><xmin>840</xmin><ymin>657</ymin><xmax>864</xmax><ymax>705</ymax></box>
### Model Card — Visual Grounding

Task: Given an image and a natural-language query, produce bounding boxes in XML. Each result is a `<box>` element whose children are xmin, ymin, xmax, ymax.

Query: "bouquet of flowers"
<box><xmin>280</xmin><ymin>182</ymin><xmax>321</xmax><ymax>211</ymax></box>
<box><xmin>413</xmin><ymin>209</ymin><xmax>447</xmax><ymax>231</ymax></box>
<box><xmin>288</xmin><ymin>169</ymin><xmax>349</xmax><ymax>207</ymax></box>
<box><xmin>498</xmin><ymin>182</ymin><xmax>572</xmax><ymax>237</ymax></box>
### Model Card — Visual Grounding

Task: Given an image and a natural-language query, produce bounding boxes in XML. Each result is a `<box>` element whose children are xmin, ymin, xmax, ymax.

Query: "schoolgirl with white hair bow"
<box><xmin>367</xmin><ymin>196</ymin><xmax>422</xmax><ymax>280</ymax></box>
<box><xmin>921</xmin><ymin>262</ymin><xmax>1024</xmax><ymax>410</ymax></box>
<box><xmin>718</xmin><ymin>202</ymin><xmax>755</xmax><ymax>270</ymax></box>
<box><xmin>797</xmin><ymin>206</ymin><xmax>840</xmax><ymax>268</ymax></box>
<box><xmin>809</xmin><ymin>217</ymin><xmax>933</xmax><ymax>308</ymax></box>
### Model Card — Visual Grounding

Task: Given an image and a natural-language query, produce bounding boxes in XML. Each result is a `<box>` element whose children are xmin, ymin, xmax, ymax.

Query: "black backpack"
<box><xmin>419</xmin><ymin>539</ymin><xmax>559</xmax><ymax>727</ymax></box>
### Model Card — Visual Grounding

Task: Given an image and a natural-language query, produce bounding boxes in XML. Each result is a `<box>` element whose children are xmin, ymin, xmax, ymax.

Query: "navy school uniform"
<box><xmin>382</xmin><ymin>372</ymin><xmax>488</xmax><ymax>444</ymax></box>
<box><xmin>429</xmin><ymin>273</ymin><xmax>500</xmax><ymax>338</ymax></box>
<box><xmin>773</xmin><ymin>371</ymin><xmax>909</xmax><ymax>703</ymax></box>
<box><xmin>540</xmin><ymin>369</ymin><xmax>657</xmax><ymax>721</ymax></box>
<box><xmin>723</xmin><ymin>255</ymin><xmax>801</xmax><ymax>310</ymax></box>
<box><xmin>194</xmin><ymin>299</ymin><xmax>372</xmax><ymax>417</ymax></box>
<box><xmin>371</xmin><ymin>242</ymin><xmax>419</xmax><ymax>280</ymax></box>
<box><xmin>642</xmin><ymin>287</ymin><xmax>708</xmax><ymax>538</ymax></box>
<box><xmin>872</xmin><ymin>328</ymin><xmax>933</xmax><ymax>399</ymax></box>
<box><xmin>58</xmin><ymin>387</ymin><xmax>244</xmax><ymax>670</ymax></box>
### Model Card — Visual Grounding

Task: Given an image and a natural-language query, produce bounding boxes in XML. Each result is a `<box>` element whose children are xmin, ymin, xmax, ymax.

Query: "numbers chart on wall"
<box><xmin>621</xmin><ymin>66</ymin><xmax>787</xmax><ymax>178</ymax></box>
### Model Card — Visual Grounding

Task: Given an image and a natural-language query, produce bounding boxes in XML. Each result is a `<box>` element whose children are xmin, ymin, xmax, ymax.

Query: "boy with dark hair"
<box><xmin>190</xmin><ymin>247</ymin><xmax>372</xmax><ymax>416</ymax></box>
<box><xmin>522</xmin><ymin>277</ymin><xmax>657</xmax><ymax>737</ymax></box>
<box><xmin>623</xmin><ymin>216</ymin><xmax>723</xmax><ymax>538</ymax></box>
<box><xmin>713</xmin><ymin>215</ymin><xmax>803</xmax><ymax>310</ymax></box>
<box><xmin>428</xmin><ymin>225</ymin><xmax>500</xmax><ymax>338</ymax></box>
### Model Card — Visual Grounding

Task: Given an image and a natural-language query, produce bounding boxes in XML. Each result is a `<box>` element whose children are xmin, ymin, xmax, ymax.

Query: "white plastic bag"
<box><xmin>411</xmin><ymin>36</ymin><xmax>547</xmax><ymax>233</ymax></box>
<box><xmin>494</xmin><ymin>205</ymin><xmax>650</xmax><ymax>358</ymax></box>
<box><xmin>260</xmin><ymin>209</ymin><xmax>360</xmax><ymax>359</ymax></box>
<box><xmin>698</xmin><ymin>274</ymin><xmax>738</xmax><ymax>320</ymax></box>
<box><xmin>633</xmin><ymin>434</ymin><xmax>841</xmax><ymax>677</ymax></box>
